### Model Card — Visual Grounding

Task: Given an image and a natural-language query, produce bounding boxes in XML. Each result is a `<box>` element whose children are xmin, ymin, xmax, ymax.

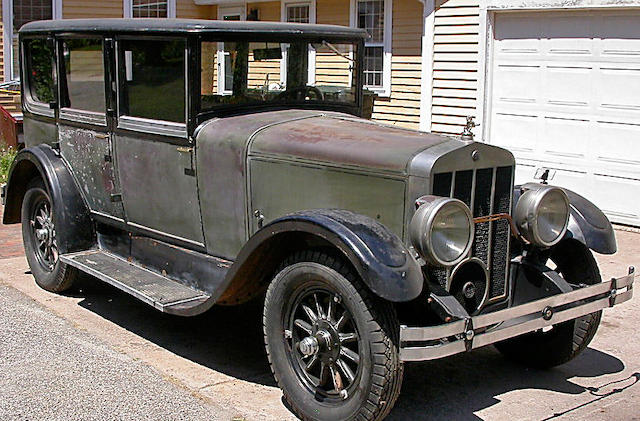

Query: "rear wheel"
<box><xmin>495</xmin><ymin>240</ymin><xmax>602</xmax><ymax>368</ymax></box>
<box><xmin>21</xmin><ymin>179</ymin><xmax>78</xmax><ymax>292</ymax></box>
<box><xmin>263</xmin><ymin>251</ymin><xmax>402</xmax><ymax>421</ymax></box>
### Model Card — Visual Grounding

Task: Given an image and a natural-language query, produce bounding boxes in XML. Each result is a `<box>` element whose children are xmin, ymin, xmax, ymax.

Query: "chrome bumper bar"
<box><xmin>400</xmin><ymin>266</ymin><xmax>635</xmax><ymax>362</ymax></box>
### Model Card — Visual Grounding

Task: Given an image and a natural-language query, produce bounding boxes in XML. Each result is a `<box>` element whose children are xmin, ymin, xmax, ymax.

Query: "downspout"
<box><xmin>418</xmin><ymin>0</ymin><xmax>435</xmax><ymax>132</ymax></box>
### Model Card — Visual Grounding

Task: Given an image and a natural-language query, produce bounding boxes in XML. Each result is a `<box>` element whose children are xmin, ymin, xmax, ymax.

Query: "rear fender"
<box><xmin>220</xmin><ymin>209</ymin><xmax>424</xmax><ymax>303</ymax></box>
<box><xmin>3</xmin><ymin>144</ymin><xmax>94</xmax><ymax>253</ymax></box>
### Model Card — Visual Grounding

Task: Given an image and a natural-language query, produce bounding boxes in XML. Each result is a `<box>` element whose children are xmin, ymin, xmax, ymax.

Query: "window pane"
<box><xmin>200</xmin><ymin>40</ymin><xmax>356</xmax><ymax>112</ymax></box>
<box><xmin>121</xmin><ymin>39</ymin><xmax>185</xmax><ymax>123</ymax></box>
<box><xmin>363</xmin><ymin>46</ymin><xmax>383</xmax><ymax>87</ymax></box>
<box><xmin>62</xmin><ymin>38</ymin><xmax>106</xmax><ymax>113</ymax></box>
<box><xmin>12</xmin><ymin>0</ymin><xmax>53</xmax><ymax>79</ymax></box>
<box><xmin>25</xmin><ymin>39</ymin><xmax>55</xmax><ymax>104</ymax></box>
<box><xmin>132</xmin><ymin>0</ymin><xmax>168</xmax><ymax>18</ymax></box>
<box><xmin>287</xmin><ymin>5</ymin><xmax>310</xmax><ymax>23</ymax></box>
<box><xmin>357</xmin><ymin>0</ymin><xmax>384</xmax><ymax>43</ymax></box>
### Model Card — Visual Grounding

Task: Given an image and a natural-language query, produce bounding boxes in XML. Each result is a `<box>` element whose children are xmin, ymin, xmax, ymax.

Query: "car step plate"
<box><xmin>60</xmin><ymin>250</ymin><xmax>211</xmax><ymax>313</ymax></box>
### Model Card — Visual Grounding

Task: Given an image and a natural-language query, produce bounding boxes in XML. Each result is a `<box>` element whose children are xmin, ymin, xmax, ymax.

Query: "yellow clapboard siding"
<box><xmin>434</xmin><ymin>43</ymin><xmax>479</xmax><ymax>53</ymax></box>
<box><xmin>432</xmin><ymin>96</ymin><xmax>476</xmax><ymax>107</ymax></box>
<box><xmin>317</xmin><ymin>0</ymin><xmax>350</xmax><ymax>26</ymax></box>
<box><xmin>435</xmin><ymin>24</ymin><xmax>479</xmax><ymax>35</ymax></box>
<box><xmin>433</xmin><ymin>70</ymin><xmax>477</xmax><ymax>80</ymax></box>
<box><xmin>433</xmin><ymin>87</ymin><xmax>476</xmax><ymax>99</ymax></box>
<box><xmin>433</xmin><ymin>61</ymin><xmax>477</xmax><ymax>71</ymax></box>
<box><xmin>63</xmin><ymin>0</ymin><xmax>123</xmax><ymax>18</ymax></box>
<box><xmin>432</xmin><ymin>114</ymin><xmax>474</xmax><ymax>125</ymax></box>
<box><xmin>434</xmin><ymin>52</ymin><xmax>478</xmax><ymax>62</ymax></box>
<box><xmin>434</xmin><ymin>6</ymin><xmax>479</xmax><ymax>17</ymax></box>
<box><xmin>434</xmin><ymin>34</ymin><xmax>479</xmax><ymax>44</ymax></box>
<box><xmin>437</xmin><ymin>0</ymin><xmax>480</xmax><ymax>7</ymax></box>
<box><xmin>433</xmin><ymin>15</ymin><xmax>479</xmax><ymax>26</ymax></box>
<box><xmin>433</xmin><ymin>78</ymin><xmax>477</xmax><ymax>89</ymax></box>
<box><xmin>431</xmin><ymin>123</ymin><xmax>463</xmax><ymax>134</ymax></box>
<box><xmin>249</xmin><ymin>1</ymin><xmax>280</xmax><ymax>22</ymax></box>
<box><xmin>176</xmin><ymin>0</ymin><xmax>214</xmax><ymax>19</ymax></box>
<box><xmin>432</xmin><ymin>105</ymin><xmax>475</xmax><ymax>116</ymax></box>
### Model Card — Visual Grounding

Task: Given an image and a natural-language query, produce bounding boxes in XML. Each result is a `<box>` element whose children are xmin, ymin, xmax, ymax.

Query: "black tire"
<box><xmin>21</xmin><ymin>178</ymin><xmax>78</xmax><ymax>292</ymax></box>
<box><xmin>495</xmin><ymin>240</ymin><xmax>602</xmax><ymax>368</ymax></box>
<box><xmin>263</xmin><ymin>250</ymin><xmax>403</xmax><ymax>421</ymax></box>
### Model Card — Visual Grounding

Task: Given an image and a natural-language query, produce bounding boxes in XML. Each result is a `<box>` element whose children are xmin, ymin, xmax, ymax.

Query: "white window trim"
<box><xmin>280</xmin><ymin>0</ymin><xmax>317</xmax><ymax>86</ymax></box>
<box><xmin>418</xmin><ymin>0</ymin><xmax>434</xmax><ymax>132</ymax></box>
<box><xmin>123</xmin><ymin>0</ymin><xmax>177</xmax><ymax>18</ymax></box>
<box><xmin>2</xmin><ymin>0</ymin><xmax>62</xmax><ymax>82</ymax></box>
<box><xmin>217</xmin><ymin>5</ymin><xmax>246</xmax><ymax>95</ymax></box>
<box><xmin>350</xmin><ymin>0</ymin><xmax>392</xmax><ymax>97</ymax></box>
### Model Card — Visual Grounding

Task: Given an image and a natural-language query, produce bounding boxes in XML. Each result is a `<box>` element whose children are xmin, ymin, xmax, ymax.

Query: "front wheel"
<box><xmin>21</xmin><ymin>178</ymin><xmax>78</xmax><ymax>292</ymax></box>
<box><xmin>495</xmin><ymin>240</ymin><xmax>602</xmax><ymax>368</ymax></box>
<box><xmin>263</xmin><ymin>251</ymin><xmax>403</xmax><ymax>421</ymax></box>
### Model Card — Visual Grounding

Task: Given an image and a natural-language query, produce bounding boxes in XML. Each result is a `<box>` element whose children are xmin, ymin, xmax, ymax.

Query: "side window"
<box><xmin>61</xmin><ymin>38</ymin><xmax>106</xmax><ymax>113</ymax></box>
<box><xmin>120</xmin><ymin>39</ymin><xmax>186</xmax><ymax>124</ymax></box>
<box><xmin>24</xmin><ymin>38</ymin><xmax>55</xmax><ymax>105</ymax></box>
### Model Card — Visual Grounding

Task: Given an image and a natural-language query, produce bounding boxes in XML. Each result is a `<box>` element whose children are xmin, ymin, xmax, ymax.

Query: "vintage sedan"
<box><xmin>1</xmin><ymin>19</ymin><xmax>635</xmax><ymax>421</ymax></box>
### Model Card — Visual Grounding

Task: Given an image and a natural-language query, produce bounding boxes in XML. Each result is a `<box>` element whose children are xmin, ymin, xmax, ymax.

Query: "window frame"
<box><xmin>2</xmin><ymin>0</ymin><xmax>61</xmax><ymax>82</ymax></box>
<box><xmin>350</xmin><ymin>0</ymin><xmax>392</xmax><ymax>97</ymax></box>
<box><xmin>115</xmin><ymin>35</ymin><xmax>189</xmax><ymax>139</ymax></box>
<box><xmin>280</xmin><ymin>0</ymin><xmax>317</xmax><ymax>85</ymax></box>
<box><xmin>123</xmin><ymin>0</ymin><xmax>176</xmax><ymax>19</ymax></box>
<box><xmin>20</xmin><ymin>35</ymin><xmax>56</xmax><ymax>118</ymax></box>
<box><xmin>216</xmin><ymin>5</ymin><xmax>246</xmax><ymax>96</ymax></box>
<box><xmin>57</xmin><ymin>35</ymin><xmax>109</xmax><ymax>127</ymax></box>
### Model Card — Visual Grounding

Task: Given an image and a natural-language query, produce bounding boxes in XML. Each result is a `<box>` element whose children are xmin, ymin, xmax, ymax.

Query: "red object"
<box><xmin>0</xmin><ymin>105</ymin><xmax>23</xmax><ymax>149</ymax></box>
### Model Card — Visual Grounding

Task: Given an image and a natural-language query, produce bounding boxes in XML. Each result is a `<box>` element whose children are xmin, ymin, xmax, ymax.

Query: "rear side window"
<box><xmin>24</xmin><ymin>39</ymin><xmax>55</xmax><ymax>104</ymax></box>
<box><xmin>120</xmin><ymin>38</ymin><xmax>186</xmax><ymax>123</ymax></box>
<box><xmin>61</xmin><ymin>38</ymin><xmax>106</xmax><ymax>113</ymax></box>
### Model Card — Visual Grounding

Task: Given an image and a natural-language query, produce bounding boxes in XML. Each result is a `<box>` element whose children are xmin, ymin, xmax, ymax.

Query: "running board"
<box><xmin>60</xmin><ymin>250</ymin><xmax>213</xmax><ymax>316</ymax></box>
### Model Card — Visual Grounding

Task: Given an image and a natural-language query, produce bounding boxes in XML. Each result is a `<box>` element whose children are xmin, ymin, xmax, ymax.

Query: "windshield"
<box><xmin>200</xmin><ymin>39</ymin><xmax>358</xmax><ymax>112</ymax></box>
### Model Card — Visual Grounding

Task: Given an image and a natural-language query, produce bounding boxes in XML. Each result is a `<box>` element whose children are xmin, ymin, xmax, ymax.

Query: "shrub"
<box><xmin>0</xmin><ymin>141</ymin><xmax>17</xmax><ymax>184</ymax></box>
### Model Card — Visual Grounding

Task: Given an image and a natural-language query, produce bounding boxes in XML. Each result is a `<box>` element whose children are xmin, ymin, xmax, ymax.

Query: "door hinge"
<box><xmin>110</xmin><ymin>194</ymin><xmax>122</xmax><ymax>203</ymax></box>
<box><xmin>104</xmin><ymin>155</ymin><xmax>112</xmax><ymax>162</ymax></box>
<box><xmin>184</xmin><ymin>168</ymin><xmax>196</xmax><ymax>177</ymax></box>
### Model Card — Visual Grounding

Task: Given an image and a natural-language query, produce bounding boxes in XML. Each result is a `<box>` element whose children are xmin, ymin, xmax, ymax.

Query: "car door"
<box><xmin>57</xmin><ymin>35</ymin><xmax>125</xmax><ymax>221</ymax></box>
<box><xmin>113</xmin><ymin>36</ymin><xmax>205</xmax><ymax>249</ymax></box>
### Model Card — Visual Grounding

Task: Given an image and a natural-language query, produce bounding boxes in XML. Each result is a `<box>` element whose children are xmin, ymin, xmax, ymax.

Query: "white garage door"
<box><xmin>488</xmin><ymin>10</ymin><xmax>640</xmax><ymax>226</ymax></box>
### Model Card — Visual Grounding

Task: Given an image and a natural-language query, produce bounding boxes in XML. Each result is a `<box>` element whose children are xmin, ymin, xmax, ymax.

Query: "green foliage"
<box><xmin>0</xmin><ymin>141</ymin><xmax>17</xmax><ymax>184</ymax></box>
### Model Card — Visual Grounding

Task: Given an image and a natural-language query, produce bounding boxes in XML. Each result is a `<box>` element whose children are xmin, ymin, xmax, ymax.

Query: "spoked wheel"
<box><xmin>264</xmin><ymin>251</ymin><xmax>402</xmax><ymax>421</ymax></box>
<box><xmin>29</xmin><ymin>194</ymin><xmax>58</xmax><ymax>270</ymax></box>
<box><xmin>286</xmin><ymin>286</ymin><xmax>361</xmax><ymax>400</ymax></box>
<box><xmin>21</xmin><ymin>179</ymin><xmax>78</xmax><ymax>292</ymax></box>
<box><xmin>495</xmin><ymin>239</ymin><xmax>602</xmax><ymax>368</ymax></box>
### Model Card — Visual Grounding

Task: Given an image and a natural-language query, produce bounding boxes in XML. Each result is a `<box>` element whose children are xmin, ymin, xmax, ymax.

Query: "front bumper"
<box><xmin>400</xmin><ymin>266</ymin><xmax>635</xmax><ymax>362</ymax></box>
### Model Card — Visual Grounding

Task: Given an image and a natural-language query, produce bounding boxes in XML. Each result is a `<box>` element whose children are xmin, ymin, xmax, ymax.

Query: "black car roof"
<box><xmin>20</xmin><ymin>18</ymin><xmax>368</xmax><ymax>40</ymax></box>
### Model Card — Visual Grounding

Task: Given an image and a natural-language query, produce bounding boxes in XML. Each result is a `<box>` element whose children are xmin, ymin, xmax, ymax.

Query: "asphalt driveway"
<box><xmin>0</xmin><ymin>204</ymin><xmax>639</xmax><ymax>420</ymax></box>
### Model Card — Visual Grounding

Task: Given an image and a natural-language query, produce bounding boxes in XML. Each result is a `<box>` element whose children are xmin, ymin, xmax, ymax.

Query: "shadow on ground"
<box><xmin>66</xmin><ymin>274</ymin><xmax>628</xmax><ymax>420</ymax></box>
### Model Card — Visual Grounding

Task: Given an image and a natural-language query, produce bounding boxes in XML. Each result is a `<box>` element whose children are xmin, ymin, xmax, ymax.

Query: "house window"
<box><xmin>6</xmin><ymin>0</ymin><xmax>55</xmax><ymax>81</ymax></box>
<box><xmin>286</xmin><ymin>4</ymin><xmax>310</xmax><ymax>23</ymax></box>
<box><xmin>352</xmin><ymin>0</ymin><xmax>391</xmax><ymax>96</ymax></box>
<box><xmin>125</xmin><ymin>0</ymin><xmax>176</xmax><ymax>18</ymax></box>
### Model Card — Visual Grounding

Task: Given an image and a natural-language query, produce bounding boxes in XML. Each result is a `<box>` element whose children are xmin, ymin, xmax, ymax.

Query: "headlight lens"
<box><xmin>514</xmin><ymin>185</ymin><xmax>570</xmax><ymax>247</ymax></box>
<box><xmin>410</xmin><ymin>196</ymin><xmax>474</xmax><ymax>266</ymax></box>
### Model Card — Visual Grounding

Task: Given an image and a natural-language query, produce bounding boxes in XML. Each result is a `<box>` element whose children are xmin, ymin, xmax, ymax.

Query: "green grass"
<box><xmin>0</xmin><ymin>141</ymin><xmax>17</xmax><ymax>184</ymax></box>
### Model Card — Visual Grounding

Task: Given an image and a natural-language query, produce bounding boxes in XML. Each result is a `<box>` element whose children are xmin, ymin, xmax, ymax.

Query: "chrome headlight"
<box><xmin>514</xmin><ymin>185</ymin><xmax>570</xmax><ymax>247</ymax></box>
<box><xmin>410</xmin><ymin>196</ymin><xmax>474</xmax><ymax>267</ymax></box>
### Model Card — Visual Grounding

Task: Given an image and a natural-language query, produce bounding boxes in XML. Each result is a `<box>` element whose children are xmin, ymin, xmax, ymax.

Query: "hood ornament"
<box><xmin>461</xmin><ymin>116</ymin><xmax>479</xmax><ymax>142</ymax></box>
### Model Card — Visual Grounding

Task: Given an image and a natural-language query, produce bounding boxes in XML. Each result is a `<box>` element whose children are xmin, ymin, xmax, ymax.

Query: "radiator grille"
<box><xmin>432</xmin><ymin>166</ymin><xmax>514</xmax><ymax>302</ymax></box>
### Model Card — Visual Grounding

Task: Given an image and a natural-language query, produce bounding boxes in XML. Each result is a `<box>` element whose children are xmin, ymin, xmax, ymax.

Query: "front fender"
<box><xmin>3</xmin><ymin>145</ymin><xmax>94</xmax><ymax>254</ymax></box>
<box><xmin>226</xmin><ymin>209</ymin><xmax>424</xmax><ymax>302</ymax></box>
<box><xmin>515</xmin><ymin>184</ymin><xmax>616</xmax><ymax>255</ymax></box>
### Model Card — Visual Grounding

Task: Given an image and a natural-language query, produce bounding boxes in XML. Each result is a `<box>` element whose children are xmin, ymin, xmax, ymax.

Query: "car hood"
<box><xmin>246</xmin><ymin>111</ymin><xmax>450</xmax><ymax>175</ymax></box>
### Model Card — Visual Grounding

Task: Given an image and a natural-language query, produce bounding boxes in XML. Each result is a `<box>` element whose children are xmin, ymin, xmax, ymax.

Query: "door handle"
<box><xmin>176</xmin><ymin>147</ymin><xmax>193</xmax><ymax>153</ymax></box>
<box><xmin>94</xmin><ymin>133</ymin><xmax>110</xmax><ymax>139</ymax></box>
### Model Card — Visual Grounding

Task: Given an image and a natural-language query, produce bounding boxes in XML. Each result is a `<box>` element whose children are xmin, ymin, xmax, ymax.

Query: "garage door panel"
<box><xmin>598</xmin><ymin>67</ymin><xmax>640</xmax><ymax>113</ymax></box>
<box><xmin>545</xmin><ymin>66</ymin><xmax>592</xmax><ymax>108</ymax></box>
<box><xmin>493</xmin><ymin>65</ymin><xmax>540</xmax><ymax>104</ymax></box>
<box><xmin>542</xmin><ymin>117</ymin><xmax>588</xmax><ymax>160</ymax></box>
<box><xmin>592</xmin><ymin>175</ymin><xmax>640</xmax><ymax>224</ymax></box>
<box><xmin>490</xmin><ymin>10</ymin><xmax>640</xmax><ymax>226</ymax></box>
<box><xmin>593</xmin><ymin>121</ymin><xmax>640</xmax><ymax>177</ymax></box>
<box><xmin>490</xmin><ymin>113</ymin><xmax>537</xmax><ymax>154</ymax></box>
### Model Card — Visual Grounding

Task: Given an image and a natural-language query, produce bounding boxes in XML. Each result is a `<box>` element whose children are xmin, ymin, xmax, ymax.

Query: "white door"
<box><xmin>488</xmin><ymin>10</ymin><xmax>640</xmax><ymax>226</ymax></box>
